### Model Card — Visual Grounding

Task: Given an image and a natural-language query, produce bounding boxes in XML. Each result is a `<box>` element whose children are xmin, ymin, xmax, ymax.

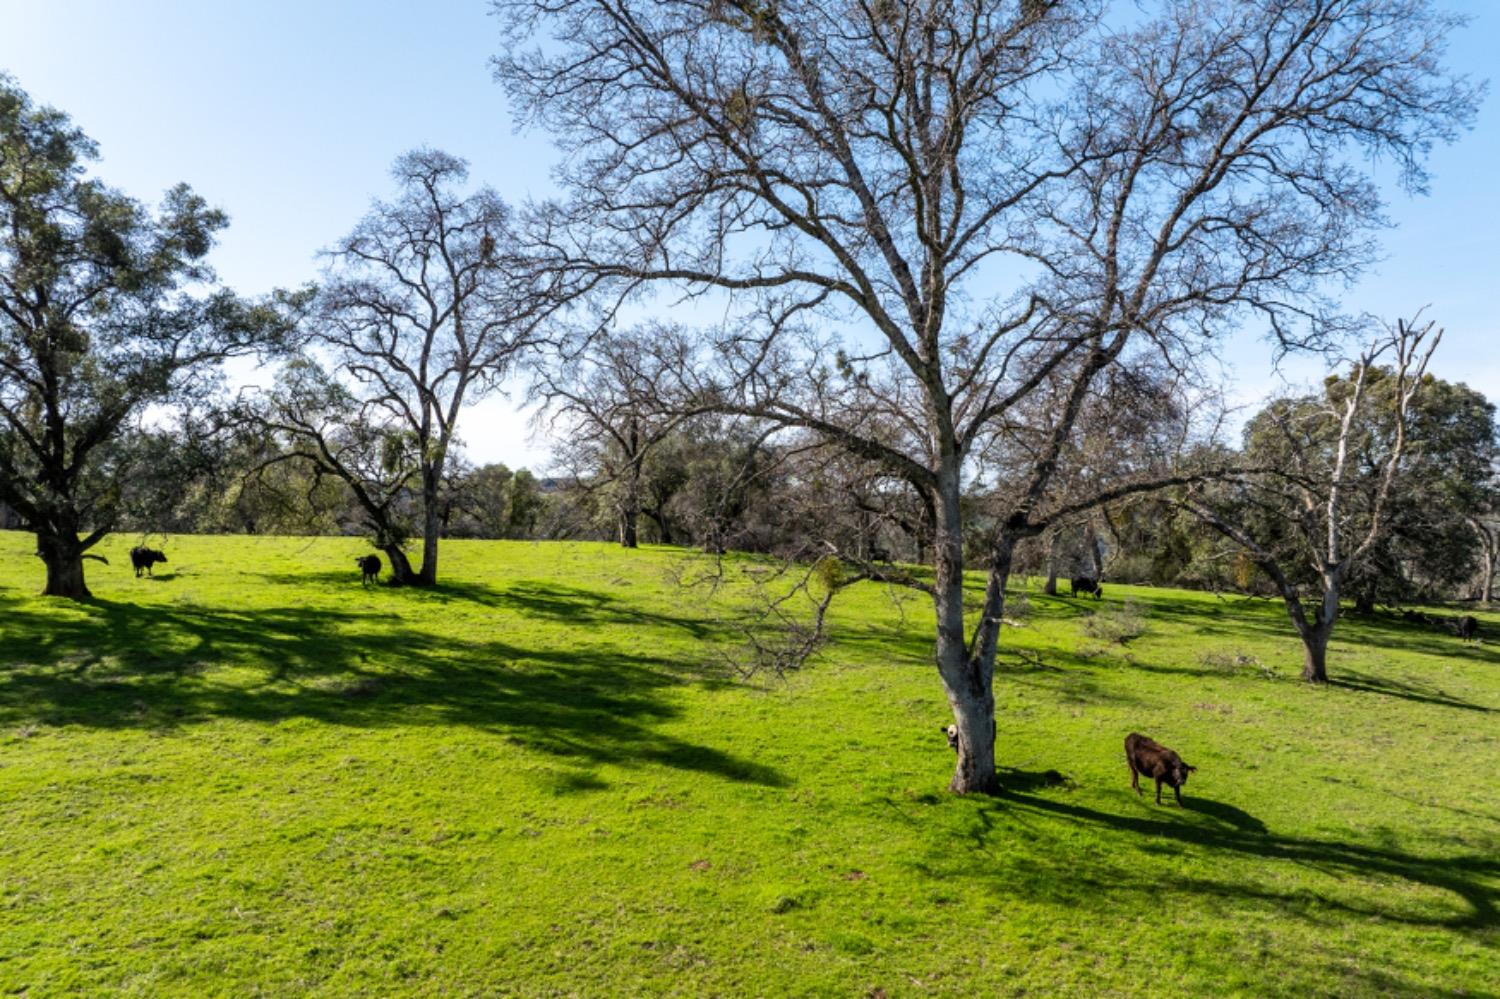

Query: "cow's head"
<box><xmin>1172</xmin><ymin>760</ymin><xmax>1197</xmax><ymax>787</ymax></box>
<box><xmin>941</xmin><ymin>724</ymin><xmax>959</xmax><ymax>753</ymax></box>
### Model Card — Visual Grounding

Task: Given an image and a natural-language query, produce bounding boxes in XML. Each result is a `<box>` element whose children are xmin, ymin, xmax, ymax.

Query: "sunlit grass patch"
<box><xmin>0</xmin><ymin>531</ymin><xmax>1496</xmax><ymax>996</ymax></box>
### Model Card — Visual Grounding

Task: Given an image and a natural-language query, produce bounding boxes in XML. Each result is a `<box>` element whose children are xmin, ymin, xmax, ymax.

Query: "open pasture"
<box><xmin>0</xmin><ymin>532</ymin><xmax>1496</xmax><ymax>996</ymax></box>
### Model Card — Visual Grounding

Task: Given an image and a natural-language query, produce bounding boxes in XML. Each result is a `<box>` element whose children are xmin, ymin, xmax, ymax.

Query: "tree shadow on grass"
<box><xmin>499</xmin><ymin>580</ymin><xmax>725</xmax><ymax>639</ymax></box>
<box><xmin>0</xmin><ymin>595</ymin><xmax>784</xmax><ymax>789</ymax></box>
<box><xmin>975</xmin><ymin>787</ymin><xmax>1498</xmax><ymax>933</ymax></box>
<box><xmin>1332</xmin><ymin>670</ymin><xmax>1495</xmax><ymax>713</ymax></box>
<box><xmin>1099</xmin><ymin>646</ymin><xmax>1498</xmax><ymax>713</ymax></box>
<box><xmin>253</xmin><ymin>570</ymin><xmax>369</xmax><ymax>588</ymax></box>
<box><xmin>1142</xmin><ymin>595</ymin><xmax>1500</xmax><ymax>665</ymax></box>
<box><xmin>247</xmin><ymin>574</ymin><xmax>730</xmax><ymax>641</ymax></box>
<box><xmin>128</xmin><ymin>571</ymin><xmax>180</xmax><ymax>583</ymax></box>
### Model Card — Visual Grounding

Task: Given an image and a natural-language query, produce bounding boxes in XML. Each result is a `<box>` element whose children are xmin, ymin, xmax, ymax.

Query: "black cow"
<box><xmin>1125</xmin><ymin>732</ymin><xmax>1196</xmax><ymax>806</ymax></box>
<box><xmin>355</xmin><ymin>554</ymin><xmax>382</xmax><ymax>586</ymax></box>
<box><xmin>129</xmin><ymin>546</ymin><xmax>167</xmax><ymax>578</ymax></box>
<box><xmin>1456</xmin><ymin>615</ymin><xmax>1480</xmax><ymax>642</ymax></box>
<box><xmin>1070</xmin><ymin>576</ymin><xmax>1103</xmax><ymax>599</ymax></box>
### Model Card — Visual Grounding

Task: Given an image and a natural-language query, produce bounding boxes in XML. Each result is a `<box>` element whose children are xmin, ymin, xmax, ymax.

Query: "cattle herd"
<box><xmin>104</xmin><ymin>551</ymin><xmax>1486</xmax><ymax>654</ymax></box>
<box><xmin>96</xmin><ymin>549</ymin><xmax>1483</xmax><ymax>805</ymax></box>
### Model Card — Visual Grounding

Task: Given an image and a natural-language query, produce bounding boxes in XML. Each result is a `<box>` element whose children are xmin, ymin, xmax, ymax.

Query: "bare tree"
<box><xmin>496</xmin><ymin>0</ymin><xmax>1476</xmax><ymax>791</ymax></box>
<box><xmin>263</xmin><ymin>149</ymin><xmax>542</xmax><ymax>584</ymax></box>
<box><xmin>246</xmin><ymin>357</ymin><xmax>427</xmax><ymax>581</ymax></box>
<box><xmin>536</xmin><ymin>323</ymin><xmax>704</xmax><ymax>547</ymax></box>
<box><xmin>1182</xmin><ymin>318</ymin><xmax>1440</xmax><ymax>682</ymax></box>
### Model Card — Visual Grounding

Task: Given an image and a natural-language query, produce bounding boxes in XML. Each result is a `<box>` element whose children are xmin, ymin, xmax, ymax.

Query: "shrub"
<box><xmin>1198</xmin><ymin>649</ymin><xmax>1276</xmax><ymax>679</ymax></box>
<box><xmin>1080</xmin><ymin>599</ymin><xmax>1147</xmax><ymax>643</ymax></box>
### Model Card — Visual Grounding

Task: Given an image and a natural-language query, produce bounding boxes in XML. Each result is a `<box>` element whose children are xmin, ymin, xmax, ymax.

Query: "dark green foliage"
<box><xmin>0</xmin><ymin>75</ymin><xmax>290</xmax><ymax>597</ymax></box>
<box><xmin>1239</xmin><ymin>369</ymin><xmax>1497</xmax><ymax>607</ymax></box>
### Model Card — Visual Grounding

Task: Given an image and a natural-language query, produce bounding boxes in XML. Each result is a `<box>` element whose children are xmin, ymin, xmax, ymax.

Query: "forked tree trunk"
<box><xmin>1086</xmin><ymin>522</ymin><xmax>1105</xmax><ymax>580</ymax></box>
<box><xmin>618</xmin><ymin>460</ymin><xmax>641</xmax><ymax>549</ymax></box>
<box><xmin>933</xmin><ymin>473</ymin><xmax>999</xmax><ymax>795</ymax></box>
<box><xmin>1301</xmin><ymin>626</ymin><xmax>1331</xmax><ymax>684</ymax></box>
<box><xmin>36</xmin><ymin>532</ymin><xmax>92</xmax><ymax>599</ymax></box>
<box><xmin>618</xmin><ymin>507</ymin><xmax>639</xmax><ymax>548</ymax></box>
<box><xmin>644</xmin><ymin>508</ymin><xmax>671</xmax><ymax>545</ymax></box>
<box><xmin>381</xmin><ymin>545</ymin><xmax>420</xmax><ymax>587</ymax></box>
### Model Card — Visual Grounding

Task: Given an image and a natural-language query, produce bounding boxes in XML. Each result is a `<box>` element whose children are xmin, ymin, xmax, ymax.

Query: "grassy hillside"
<box><xmin>0</xmin><ymin>531</ymin><xmax>1495</xmax><ymax>997</ymax></box>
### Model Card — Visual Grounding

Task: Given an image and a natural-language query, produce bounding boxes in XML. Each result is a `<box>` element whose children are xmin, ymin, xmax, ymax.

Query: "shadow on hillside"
<box><xmin>501</xmin><ymin>581</ymin><xmax>723</xmax><ymax>639</ymax></box>
<box><xmin>253</xmin><ymin>570</ymin><xmax>367</xmax><ymax>587</ymax></box>
<box><xmin>249</xmin><ymin>573</ymin><xmax>728</xmax><ymax>639</ymax></box>
<box><xmin>1333</xmin><ymin>671</ymin><xmax>1495</xmax><ymax>713</ymax></box>
<box><xmin>1130</xmin><ymin>597</ymin><xmax>1314</xmax><ymax>644</ymax></box>
<box><xmin>1142</xmin><ymin>596</ymin><xmax>1500</xmax><ymax>664</ymax></box>
<box><xmin>975</xmin><ymin>787</ymin><xmax>1497</xmax><ymax>934</ymax></box>
<box><xmin>1340</xmin><ymin>612</ymin><xmax>1500</xmax><ymax>662</ymax></box>
<box><xmin>0</xmin><ymin>594</ymin><xmax>783</xmax><ymax>789</ymax></box>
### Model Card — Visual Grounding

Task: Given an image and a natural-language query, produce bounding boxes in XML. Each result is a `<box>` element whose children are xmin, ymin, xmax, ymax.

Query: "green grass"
<box><xmin>0</xmin><ymin>531</ymin><xmax>1496</xmax><ymax>997</ymax></box>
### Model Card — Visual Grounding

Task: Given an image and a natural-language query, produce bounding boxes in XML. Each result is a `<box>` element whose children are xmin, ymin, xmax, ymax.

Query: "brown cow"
<box><xmin>1125</xmin><ymin>732</ymin><xmax>1196</xmax><ymax>806</ymax></box>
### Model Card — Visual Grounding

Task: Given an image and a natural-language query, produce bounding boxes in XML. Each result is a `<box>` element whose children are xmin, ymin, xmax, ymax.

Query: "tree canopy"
<box><xmin>0</xmin><ymin>75</ymin><xmax>292</xmax><ymax>597</ymax></box>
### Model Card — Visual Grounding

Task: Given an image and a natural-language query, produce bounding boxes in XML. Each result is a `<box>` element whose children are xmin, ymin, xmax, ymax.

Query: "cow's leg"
<box><xmin>1155</xmin><ymin>778</ymin><xmax>1163</xmax><ymax>805</ymax></box>
<box><xmin>1129</xmin><ymin>760</ymin><xmax>1141</xmax><ymax>796</ymax></box>
<box><xmin>1173</xmin><ymin>784</ymin><xmax>1183</xmax><ymax>807</ymax></box>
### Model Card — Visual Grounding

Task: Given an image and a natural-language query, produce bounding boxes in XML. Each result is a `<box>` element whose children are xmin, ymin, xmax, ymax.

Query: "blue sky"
<box><xmin>3</xmin><ymin>1</ymin><xmax>1497</xmax><ymax>467</ymax></box>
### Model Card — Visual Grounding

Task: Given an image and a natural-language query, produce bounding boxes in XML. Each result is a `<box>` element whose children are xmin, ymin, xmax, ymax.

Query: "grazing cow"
<box><xmin>942</xmin><ymin>724</ymin><xmax>960</xmax><ymax>752</ymax></box>
<box><xmin>129</xmin><ymin>546</ymin><xmax>167</xmax><ymax>578</ymax></box>
<box><xmin>1456</xmin><ymin>615</ymin><xmax>1480</xmax><ymax>642</ymax></box>
<box><xmin>355</xmin><ymin>554</ymin><xmax>381</xmax><ymax>586</ymax></box>
<box><xmin>1124</xmin><ymin>732</ymin><xmax>1196</xmax><ymax>806</ymax></box>
<box><xmin>1070</xmin><ymin>576</ymin><xmax>1103</xmax><ymax>599</ymax></box>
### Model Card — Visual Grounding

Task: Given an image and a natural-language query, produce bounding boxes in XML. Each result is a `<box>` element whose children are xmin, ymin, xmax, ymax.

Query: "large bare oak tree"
<box><xmin>255</xmin><ymin>150</ymin><xmax>543</xmax><ymax>585</ymax></box>
<box><xmin>495</xmin><ymin>0</ymin><xmax>1476</xmax><ymax>791</ymax></box>
<box><xmin>535</xmin><ymin>323</ymin><xmax>705</xmax><ymax>547</ymax></box>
